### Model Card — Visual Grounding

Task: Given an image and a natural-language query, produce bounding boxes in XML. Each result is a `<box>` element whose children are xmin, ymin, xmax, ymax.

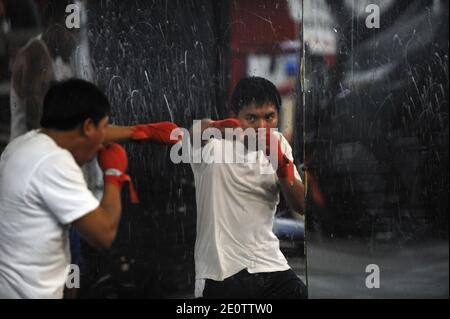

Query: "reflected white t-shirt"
<box><xmin>0</xmin><ymin>130</ymin><xmax>99</xmax><ymax>298</ymax></box>
<box><xmin>190</xmin><ymin>132</ymin><xmax>302</xmax><ymax>297</ymax></box>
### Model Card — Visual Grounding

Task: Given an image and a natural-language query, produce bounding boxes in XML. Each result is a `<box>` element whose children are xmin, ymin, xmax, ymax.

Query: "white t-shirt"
<box><xmin>0</xmin><ymin>130</ymin><xmax>99</xmax><ymax>298</ymax></box>
<box><xmin>190</xmin><ymin>132</ymin><xmax>302</xmax><ymax>296</ymax></box>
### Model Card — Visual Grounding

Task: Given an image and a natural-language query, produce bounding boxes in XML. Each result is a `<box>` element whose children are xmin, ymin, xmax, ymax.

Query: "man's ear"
<box><xmin>81</xmin><ymin>118</ymin><xmax>96</xmax><ymax>137</ymax></box>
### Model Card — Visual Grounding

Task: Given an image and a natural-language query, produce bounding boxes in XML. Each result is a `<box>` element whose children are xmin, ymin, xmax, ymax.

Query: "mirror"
<box><xmin>0</xmin><ymin>0</ymin><xmax>447</xmax><ymax>299</ymax></box>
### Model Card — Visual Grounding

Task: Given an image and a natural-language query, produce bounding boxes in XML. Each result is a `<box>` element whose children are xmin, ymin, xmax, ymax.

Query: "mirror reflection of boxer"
<box><xmin>0</xmin><ymin>79</ymin><xmax>180</xmax><ymax>299</ymax></box>
<box><xmin>190</xmin><ymin>77</ymin><xmax>307</xmax><ymax>299</ymax></box>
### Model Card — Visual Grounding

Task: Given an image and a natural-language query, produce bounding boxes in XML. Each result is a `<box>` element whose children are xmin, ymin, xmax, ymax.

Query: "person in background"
<box><xmin>9</xmin><ymin>0</ymin><xmax>79</xmax><ymax>141</ymax></box>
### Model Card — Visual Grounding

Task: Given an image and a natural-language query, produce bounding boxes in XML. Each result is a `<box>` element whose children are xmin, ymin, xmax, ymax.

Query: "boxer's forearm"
<box><xmin>99</xmin><ymin>183</ymin><xmax>122</xmax><ymax>236</ymax></box>
<box><xmin>73</xmin><ymin>184</ymin><xmax>122</xmax><ymax>250</ymax></box>
<box><xmin>104</xmin><ymin>125</ymin><xmax>134</xmax><ymax>144</ymax></box>
<box><xmin>106</xmin><ymin>122</ymin><xmax>181</xmax><ymax>145</ymax></box>
<box><xmin>279</xmin><ymin>178</ymin><xmax>305</xmax><ymax>214</ymax></box>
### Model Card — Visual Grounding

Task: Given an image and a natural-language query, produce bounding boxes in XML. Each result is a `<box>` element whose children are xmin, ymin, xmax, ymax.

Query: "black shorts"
<box><xmin>203</xmin><ymin>268</ymin><xmax>308</xmax><ymax>299</ymax></box>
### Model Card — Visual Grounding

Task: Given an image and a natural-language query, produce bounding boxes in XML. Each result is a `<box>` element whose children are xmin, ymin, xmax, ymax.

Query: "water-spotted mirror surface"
<box><xmin>0</xmin><ymin>0</ymin><xmax>447</xmax><ymax>298</ymax></box>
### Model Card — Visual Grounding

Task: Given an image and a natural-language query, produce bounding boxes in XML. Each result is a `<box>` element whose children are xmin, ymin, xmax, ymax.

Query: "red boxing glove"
<box><xmin>209</xmin><ymin>118</ymin><xmax>241</xmax><ymax>130</ymax></box>
<box><xmin>98</xmin><ymin>143</ymin><xmax>128</xmax><ymax>173</ymax></box>
<box><xmin>265</xmin><ymin>130</ymin><xmax>295</xmax><ymax>184</ymax></box>
<box><xmin>98</xmin><ymin>143</ymin><xmax>139</xmax><ymax>204</ymax></box>
<box><xmin>131</xmin><ymin>122</ymin><xmax>181</xmax><ymax>145</ymax></box>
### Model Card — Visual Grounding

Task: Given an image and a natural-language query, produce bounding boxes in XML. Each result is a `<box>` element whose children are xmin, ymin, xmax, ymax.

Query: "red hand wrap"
<box><xmin>265</xmin><ymin>131</ymin><xmax>295</xmax><ymax>184</ymax></box>
<box><xmin>98</xmin><ymin>143</ymin><xmax>128</xmax><ymax>172</ymax></box>
<box><xmin>98</xmin><ymin>143</ymin><xmax>139</xmax><ymax>204</ymax></box>
<box><xmin>104</xmin><ymin>174</ymin><xmax>139</xmax><ymax>204</ymax></box>
<box><xmin>131</xmin><ymin>122</ymin><xmax>181</xmax><ymax>145</ymax></box>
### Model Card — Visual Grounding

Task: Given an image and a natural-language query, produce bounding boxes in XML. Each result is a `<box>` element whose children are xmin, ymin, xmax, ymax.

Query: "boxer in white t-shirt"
<box><xmin>190</xmin><ymin>77</ymin><xmax>307</xmax><ymax>299</ymax></box>
<box><xmin>0</xmin><ymin>79</ymin><xmax>131</xmax><ymax>298</ymax></box>
<box><xmin>0</xmin><ymin>78</ymin><xmax>181</xmax><ymax>298</ymax></box>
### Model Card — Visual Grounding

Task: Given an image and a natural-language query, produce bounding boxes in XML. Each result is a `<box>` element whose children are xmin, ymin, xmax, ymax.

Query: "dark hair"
<box><xmin>40</xmin><ymin>79</ymin><xmax>110</xmax><ymax>130</ymax></box>
<box><xmin>230</xmin><ymin>77</ymin><xmax>281</xmax><ymax>115</ymax></box>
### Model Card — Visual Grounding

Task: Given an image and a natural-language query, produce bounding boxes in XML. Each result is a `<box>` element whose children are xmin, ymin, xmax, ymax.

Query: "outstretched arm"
<box><xmin>104</xmin><ymin>122</ymin><xmax>181</xmax><ymax>145</ymax></box>
<box><xmin>104</xmin><ymin>125</ymin><xmax>134</xmax><ymax>144</ymax></box>
<box><xmin>188</xmin><ymin>118</ymin><xmax>241</xmax><ymax>146</ymax></box>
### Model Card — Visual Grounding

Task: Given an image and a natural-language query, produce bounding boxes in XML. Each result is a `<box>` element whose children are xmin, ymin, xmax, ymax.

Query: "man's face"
<box><xmin>237</xmin><ymin>103</ymin><xmax>279</xmax><ymax>132</ymax></box>
<box><xmin>77</xmin><ymin>116</ymin><xmax>109</xmax><ymax>165</ymax></box>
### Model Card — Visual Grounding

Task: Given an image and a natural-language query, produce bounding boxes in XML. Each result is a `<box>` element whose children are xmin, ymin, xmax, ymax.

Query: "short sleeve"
<box><xmin>277</xmin><ymin>133</ymin><xmax>302</xmax><ymax>183</ymax></box>
<box><xmin>33</xmin><ymin>151</ymin><xmax>100</xmax><ymax>225</ymax></box>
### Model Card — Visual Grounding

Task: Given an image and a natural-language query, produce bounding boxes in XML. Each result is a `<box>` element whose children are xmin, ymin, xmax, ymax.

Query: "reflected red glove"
<box><xmin>131</xmin><ymin>122</ymin><xmax>181</xmax><ymax>145</ymax></box>
<box><xmin>209</xmin><ymin>118</ymin><xmax>241</xmax><ymax>130</ymax></box>
<box><xmin>98</xmin><ymin>143</ymin><xmax>139</xmax><ymax>204</ymax></box>
<box><xmin>265</xmin><ymin>130</ymin><xmax>295</xmax><ymax>184</ymax></box>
